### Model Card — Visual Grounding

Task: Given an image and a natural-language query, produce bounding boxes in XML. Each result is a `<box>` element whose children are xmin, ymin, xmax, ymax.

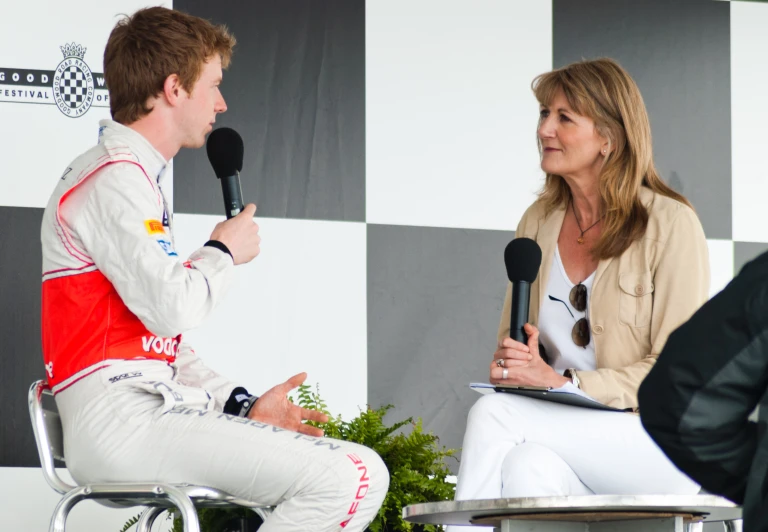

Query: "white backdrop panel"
<box><xmin>0</xmin><ymin>0</ymin><xmax>170</xmax><ymax>209</ymax></box>
<box><xmin>706</xmin><ymin>238</ymin><xmax>734</xmax><ymax>298</ymax></box>
<box><xmin>174</xmin><ymin>214</ymin><xmax>368</xmax><ymax>421</ymax></box>
<box><xmin>0</xmin><ymin>467</ymin><xmax>170</xmax><ymax>531</ymax></box>
<box><xmin>366</xmin><ymin>0</ymin><xmax>552</xmax><ymax>231</ymax></box>
<box><xmin>731</xmin><ymin>1</ymin><xmax>768</xmax><ymax>242</ymax></box>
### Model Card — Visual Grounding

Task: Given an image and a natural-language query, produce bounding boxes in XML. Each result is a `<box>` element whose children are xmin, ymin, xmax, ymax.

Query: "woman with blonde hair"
<box><xmin>448</xmin><ymin>58</ymin><xmax>709</xmax><ymax>528</ymax></box>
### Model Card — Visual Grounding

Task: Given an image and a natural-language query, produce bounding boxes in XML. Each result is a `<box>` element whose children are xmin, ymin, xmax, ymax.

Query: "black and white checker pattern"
<box><xmin>1</xmin><ymin>0</ymin><xmax>767</xmax><ymax>529</ymax></box>
<box><xmin>61</xmin><ymin>66</ymin><xmax>87</xmax><ymax>108</ymax></box>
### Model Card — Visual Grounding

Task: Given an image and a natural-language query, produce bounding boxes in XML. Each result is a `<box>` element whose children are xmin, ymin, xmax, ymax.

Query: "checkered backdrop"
<box><xmin>1</xmin><ymin>0</ymin><xmax>767</xmax><ymax>529</ymax></box>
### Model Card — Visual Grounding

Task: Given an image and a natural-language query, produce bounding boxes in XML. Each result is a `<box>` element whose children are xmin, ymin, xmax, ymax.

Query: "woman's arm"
<box><xmin>575</xmin><ymin>205</ymin><xmax>710</xmax><ymax>409</ymax></box>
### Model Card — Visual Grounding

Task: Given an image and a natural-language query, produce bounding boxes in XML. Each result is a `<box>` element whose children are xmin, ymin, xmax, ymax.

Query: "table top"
<box><xmin>402</xmin><ymin>495</ymin><xmax>742</xmax><ymax>526</ymax></box>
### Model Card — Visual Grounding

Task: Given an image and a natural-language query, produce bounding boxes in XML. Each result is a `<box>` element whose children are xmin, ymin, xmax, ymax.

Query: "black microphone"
<box><xmin>206</xmin><ymin>127</ymin><xmax>245</xmax><ymax>219</ymax></box>
<box><xmin>503</xmin><ymin>238</ymin><xmax>542</xmax><ymax>344</ymax></box>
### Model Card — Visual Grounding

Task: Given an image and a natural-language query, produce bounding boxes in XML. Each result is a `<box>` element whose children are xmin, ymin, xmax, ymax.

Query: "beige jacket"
<box><xmin>498</xmin><ymin>187</ymin><xmax>710</xmax><ymax>410</ymax></box>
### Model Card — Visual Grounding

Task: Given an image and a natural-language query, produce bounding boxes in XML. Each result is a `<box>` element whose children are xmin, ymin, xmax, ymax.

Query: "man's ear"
<box><xmin>162</xmin><ymin>74</ymin><xmax>184</xmax><ymax>106</ymax></box>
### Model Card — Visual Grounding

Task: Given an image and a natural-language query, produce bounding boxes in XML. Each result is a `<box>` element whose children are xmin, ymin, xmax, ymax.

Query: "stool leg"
<box><xmin>49</xmin><ymin>487</ymin><xmax>89</xmax><ymax>532</ymax></box>
<box><xmin>501</xmin><ymin>520</ymin><xmax>585</xmax><ymax>531</ymax></box>
<box><xmin>725</xmin><ymin>520</ymin><xmax>743</xmax><ymax>532</ymax></box>
<box><xmin>137</xmin><ymin>507</ymin><xmax>166</xmax><ymax>532</ymax></box>
<box><xmin>160</xmin><ymin>485</ymin><xmax>200</xmax><ymax>532</ymax></box>
<box><xmin>686</xmin><ymin>522</ymin><xmax>704</xmax><ymax>532</ymax></box>
<box><xmin>592</xmin><ymin>517</ymin><xmax>684</xmax><ymax>532</ymax></box>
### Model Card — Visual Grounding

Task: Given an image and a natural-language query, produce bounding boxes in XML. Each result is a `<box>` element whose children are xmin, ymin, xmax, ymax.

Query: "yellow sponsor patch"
<box><xmin>144</xmin><ymin>219</ymin><xmax>165</xmax><ymax>235</ymax></box>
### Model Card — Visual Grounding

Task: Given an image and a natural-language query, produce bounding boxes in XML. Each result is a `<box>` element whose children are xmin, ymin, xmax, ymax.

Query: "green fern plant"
<box><xmin>119</xmin><ymin>515</ymin><xmax>141</xmax><ymax>532</ymax></box>
<box><xmin>121</xmin><ymin>384</ymin><xmax>458</xmax><ymax>532</ymax></box>
<box><xmin>298</xmin><ymin>384</ymin><xmax>458</xmax><ymax>532</ymax></box>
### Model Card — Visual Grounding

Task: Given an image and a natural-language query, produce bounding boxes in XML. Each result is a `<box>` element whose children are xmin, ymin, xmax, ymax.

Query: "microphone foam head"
<box><xmin>206</xmin><ymin>127</ymin><xmax>244</xmax><ymax>179</ymax></box>
<box><xmin>504</xmin><ymin>237</ymin><xmax>542</xmax><ymax>283</ymax></box>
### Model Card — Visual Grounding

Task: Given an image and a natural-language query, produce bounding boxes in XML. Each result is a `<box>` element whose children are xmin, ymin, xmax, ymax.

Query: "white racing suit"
<box><xmin>41</xmin><ymin>119</ymin><xmax>388</xmax><ymax>531</ymax></box>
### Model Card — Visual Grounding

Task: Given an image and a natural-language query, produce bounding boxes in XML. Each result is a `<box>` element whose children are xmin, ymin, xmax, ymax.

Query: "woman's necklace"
<box><xmin>572</xmin><ymin>200</ymin><xmax>603</xmax><ymax>245</ymax></box>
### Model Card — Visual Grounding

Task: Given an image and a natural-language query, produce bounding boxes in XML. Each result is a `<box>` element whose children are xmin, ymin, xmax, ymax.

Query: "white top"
<box><xmin>537</xmin><ymin>246</ymin><xmax>597</xmax><ymax>374</ymax></box>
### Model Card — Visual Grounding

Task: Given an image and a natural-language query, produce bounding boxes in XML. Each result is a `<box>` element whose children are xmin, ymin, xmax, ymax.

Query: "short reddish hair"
<box><xmin>104</xmin><ymin>7</ymin><xmax>235</xmax><ymax>124</ymax></box>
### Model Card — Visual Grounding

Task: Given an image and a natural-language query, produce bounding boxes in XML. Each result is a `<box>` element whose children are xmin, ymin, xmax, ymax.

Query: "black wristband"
<box><xmin>204</xmin><ymin>239</ymin><xmax>233</xmax><ymax>260</ymax></box>
<box><xmin>223</xmin><ymin>387</ymin><xmax>259</xmax><ymax>417</ymax></box>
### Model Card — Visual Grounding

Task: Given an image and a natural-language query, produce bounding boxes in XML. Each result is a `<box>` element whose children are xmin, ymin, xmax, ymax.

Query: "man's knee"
<box><xmin>340</xmin><ymin>444</ymin><xmax>389</xmax><ymax>497</ymax></box>
<box><xmin>325</xmin><ymin>444</ymin><xmax>389</xmax><ymax>530</ymax></box>
<box><xmin>306</xmin><ymin>443</ymin><xmax>389</xmax><ymax>504</ymax></box>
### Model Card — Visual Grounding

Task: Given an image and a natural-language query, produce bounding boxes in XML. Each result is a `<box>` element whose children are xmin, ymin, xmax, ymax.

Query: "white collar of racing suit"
<box><xmin>97</xmin><ymin>119</ymin><xmax>169</xmax><ymax>184</ymax></box>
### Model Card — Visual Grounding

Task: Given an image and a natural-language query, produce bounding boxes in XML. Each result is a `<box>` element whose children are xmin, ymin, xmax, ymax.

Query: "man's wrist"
<box><xmin>223</xmin><ymin>387</ymin><xmax>259</xmax><ymax>417</ymax></box>
<box><xmin>204</xmin><ymin>239</ymin><xmax>233</xmax><ymax>260</ymax></box>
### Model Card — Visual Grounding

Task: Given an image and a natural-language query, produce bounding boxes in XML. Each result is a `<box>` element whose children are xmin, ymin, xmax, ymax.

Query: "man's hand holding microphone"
<box><xmin>210</xmin><ymin>203</ymin><xmax>261</xmax><ymax>264</ymax></box>
<box><xmin>207</xmin><ymin>128</ymin><xmax>328</xmax><ymax>435</ymax></box>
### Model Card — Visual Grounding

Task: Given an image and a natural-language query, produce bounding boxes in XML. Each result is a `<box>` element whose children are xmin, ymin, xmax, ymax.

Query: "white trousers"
<box><xmin>55</xmin><ymin>361</ymin><xmax>388</xmax><ymax>532</ymax></box>
<box><xmin>446</xmin><ymin>393</ymin><xmax>699</xmax><ymax>532</ymax></box>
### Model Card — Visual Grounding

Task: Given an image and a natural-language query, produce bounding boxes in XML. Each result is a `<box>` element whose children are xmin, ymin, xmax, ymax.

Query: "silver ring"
<box><xmin>496</xmin><ymin>359</ymin><xmax>504</xmax><ymax>368</ymax></box>
<box><xmin>502</xmin><ymin>368</ymin><xmax>509</xmax><ymax>380</ymax></box>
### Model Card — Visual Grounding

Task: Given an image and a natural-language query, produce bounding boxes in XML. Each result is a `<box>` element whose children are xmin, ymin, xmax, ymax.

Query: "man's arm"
<box><xmin>172</xmin><ymin>342</ymin><xmax>256</xmax><ymax>414</ymax></box>
<box><xmin>63</xmin><ymin>163</ymin><xmax>234</xmax><ymax>337</ymax></box>
<box><xmin>639</xmin><ymin>251</ymin><xmax>768</xmax><ymax>503</ymax></box>
<box><xmin>62</xmin><ymin>163</ymin><xmax>263</xmax><ymax>414</ymax></box>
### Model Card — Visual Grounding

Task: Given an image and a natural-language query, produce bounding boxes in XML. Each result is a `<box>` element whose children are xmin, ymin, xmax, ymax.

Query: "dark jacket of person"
<box><xmin>639</xmin><ymin>251</ymin><xmax>768</xmax><ymax>531</ymax></box>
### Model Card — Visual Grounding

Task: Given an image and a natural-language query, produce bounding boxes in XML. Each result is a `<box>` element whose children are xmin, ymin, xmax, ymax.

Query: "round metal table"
<box><xmin>403</xmin><ymin>495</ymin><xmax>742</xmax><ymax>531</ymax></box>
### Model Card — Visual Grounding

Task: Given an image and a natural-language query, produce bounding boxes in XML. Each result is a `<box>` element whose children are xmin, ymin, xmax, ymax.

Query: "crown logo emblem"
<box><xmin>53</xmin><ymin>41</ymin><xmax>95</xmax><ymax>117</ymax></box>
<box><xmin>59</xmin><ymin>42</ymin><xmax>87</xmax><ymax>59</ymax></box>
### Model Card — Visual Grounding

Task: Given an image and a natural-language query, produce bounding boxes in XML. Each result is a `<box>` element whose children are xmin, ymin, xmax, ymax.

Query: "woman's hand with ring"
<box><xmin>490</xmin><ymin>324</ymin><xmax>569</xmax><ymax>388</ymax></box>
<box><xmin>489</xmin><ymin>334</ymin><xmax>533</xmax><ymax>382</ymax></box>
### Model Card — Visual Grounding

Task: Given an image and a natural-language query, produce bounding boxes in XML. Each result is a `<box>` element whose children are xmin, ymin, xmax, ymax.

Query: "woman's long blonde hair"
<box><xmin>532</xmin><ymin>58</ymin><xmax>690</xmax><ymax>260</ymax></box>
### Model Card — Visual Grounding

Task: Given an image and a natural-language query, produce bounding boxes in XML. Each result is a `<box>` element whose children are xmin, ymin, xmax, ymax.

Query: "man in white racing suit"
<box><xmin>40</xmin><ymin>7</ymin><xmax>388</xmax><ymax>531</ymax></box>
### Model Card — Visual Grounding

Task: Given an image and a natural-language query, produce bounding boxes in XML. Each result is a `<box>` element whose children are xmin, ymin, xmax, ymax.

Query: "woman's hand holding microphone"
<box><xmin>490</xmin><ymin>323</ymin><xmax>569</xmax><ymax>388</ymax></box>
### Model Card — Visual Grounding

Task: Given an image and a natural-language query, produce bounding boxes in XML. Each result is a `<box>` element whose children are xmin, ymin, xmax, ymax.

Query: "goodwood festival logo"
<box><xmin>0</xmin><ymin>42</ymin><xmax>109</xmax><ymax>117</ymax></box>
<box><xmin>53</xmin><ymin>43</ymin><xmax>95</xmax><ymax>117</ymax></box>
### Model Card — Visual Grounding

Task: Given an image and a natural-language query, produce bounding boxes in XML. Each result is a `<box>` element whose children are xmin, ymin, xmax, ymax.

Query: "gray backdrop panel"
<box><xmin>0</xmin><ymin>207</ymin><xmax>45</xmax><ymax>467</ymax></box>
<box><xmin>734</xmin><ymin>242</ymin><xmax>768</xmax><ymax>275</ymax></box>
<box><xmin>553</xmin><ymin>0</ymin><xmax>731</xmax><ymax>239</ymax></box>
<box><xmin>367</xmin><ymin>224</ymin><xmax>515</xmax><ymax>470</ymax></box>
<box><xmin>174</xmin><ymin>0</ymin><xmax>365</xmax><ymax>222</ymax></box>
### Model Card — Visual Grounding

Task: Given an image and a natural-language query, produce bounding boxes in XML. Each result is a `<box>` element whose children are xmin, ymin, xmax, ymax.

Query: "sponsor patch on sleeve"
<box><xmin>144</xmin><ymin>219</ymin><xmax>165</xmax><ymax>235</ymax></box>
<box><xmin>156</xmin><ymin>239</ymin><xmax>178</xmax><ymax>257</ymax></box>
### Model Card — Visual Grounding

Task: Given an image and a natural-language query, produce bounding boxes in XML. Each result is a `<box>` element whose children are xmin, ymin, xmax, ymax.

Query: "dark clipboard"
<box><xmin>493</xmin><ymin>384</ymin><xmax>629</xmax><ymax>413</ymax></box>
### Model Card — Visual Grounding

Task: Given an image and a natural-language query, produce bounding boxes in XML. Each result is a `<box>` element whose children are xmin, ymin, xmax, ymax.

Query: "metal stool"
<box><xmin>28</xmin><ymin>380</ymin><xmax>273</xmax><ymax>532</ymax></box>
<box><xmin>403</xmin><ymin>495</ymin><xmax>743</xmax><ymax>532</ymax></box>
